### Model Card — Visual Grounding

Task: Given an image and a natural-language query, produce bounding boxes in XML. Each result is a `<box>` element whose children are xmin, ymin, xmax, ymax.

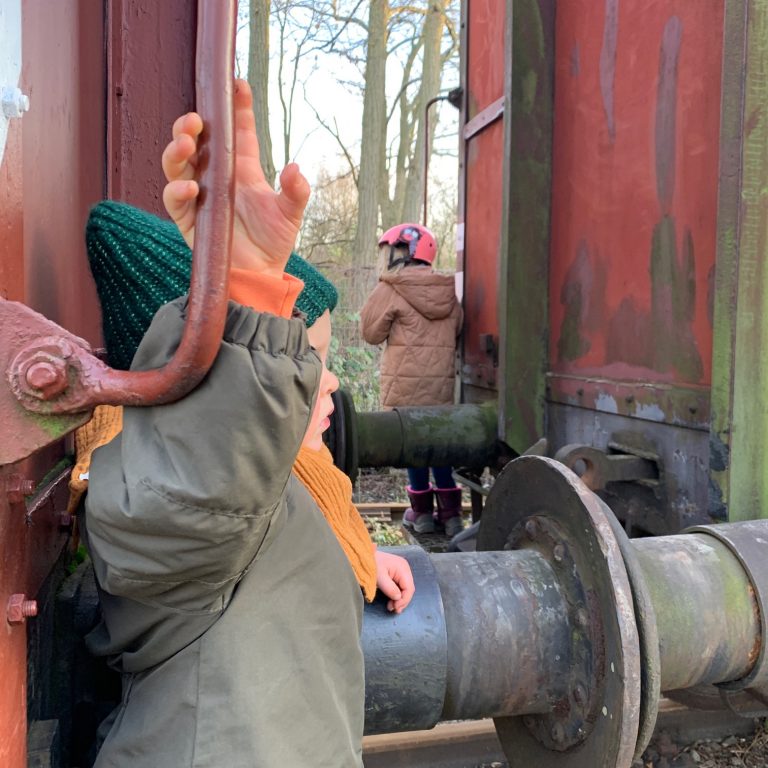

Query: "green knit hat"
<box><xmin>86</xmin><ymin>201</ymin><xmax>338</xmax><ymax>370</ymax></box>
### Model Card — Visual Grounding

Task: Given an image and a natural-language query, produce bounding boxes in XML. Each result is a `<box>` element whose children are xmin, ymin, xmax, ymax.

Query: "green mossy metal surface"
<box><xmin>711</xmin><ymin>0</ymin><xmax>768</xmax><ymax>521</ymax></box>
<box><xmin>649</xmin><ymin>218</ymin><xmax>703</xmax><ymax>383</ymax></box>
<box><xmin>633</xmin><ymin>534</ymin><xmax>758</xmax><ymax>691</ymax></box>
<box><xmin>497</xmin><ymin>0</ymin><xmax>554</xmax><ymax>452</ymax></box>
<box><xmin>356</xmin><ymin>403</ymin><xmax>499</xmax><ymax>469</ymax></box>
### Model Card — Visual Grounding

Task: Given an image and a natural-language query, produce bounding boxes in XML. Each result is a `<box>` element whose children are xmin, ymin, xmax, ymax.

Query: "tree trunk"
<box><xmin>248</xmin><ymin>0</ymin><xmax>277</xmax><ymax>186</ymax></box>
<box><xmin>352</xmin><ymin>0</ymin><xmax>389</xmax><ymax>302</ymax></box>
<box><xmin>381</xmin><ymin>39</ymin><xmax>420</xmax><ymax>229</ymax></box>
<box><xmin>401</xmin><ymin>1</ymin><xmax>447</xmax><ymax>224</ymax></box>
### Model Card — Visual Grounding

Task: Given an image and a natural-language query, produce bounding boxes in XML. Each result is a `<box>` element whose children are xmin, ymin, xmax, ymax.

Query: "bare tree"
<box><xmin>244</xmin><ymin>0</ymin><xmax>459</xmax><ymax>266</ymax></box>
<box><xmin>247</xmin><ymin>0</ymin><xmax>277</xmax><ymax>185</ymax></box>
<box><xmin>299</xmin><ymin>168</ymin><xmax>358</xmax><ymax>266</ymax></box>
<box><xmin>310</xmin><ymin>2</ymin><xmax>458</xmax><ymax>285</ymax></box>
<box><xmin>272</xmin><ymin>1</ymin><xmax>323</xmax><ymax>168</ymax></box>
<box><xmin>400</xmin><ymin>0</ymin><xmax>453</xmax><ymax>223</ymax></box>
<box><xmin>350</xmin><ymin>0</ymin><xmax>390</xmax><ymax>292</ymax></box>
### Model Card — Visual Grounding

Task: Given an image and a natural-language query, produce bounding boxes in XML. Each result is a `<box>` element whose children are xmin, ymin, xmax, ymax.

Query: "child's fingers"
<box><xmin>377</xmin><ymin>573</ymin><xmax>402</xmax><ymax>606</ymax></box>
<box><xmin>392</xmin><ymin>569</ymin><xmax>415</xmax><ymax>612</ymax></box>
<box><xmin>231</xmin><ymin>79</ymin><xmax>267</xmax><ymax>184</ymax></box>
<box><xmin>171</xmin><ymin>111</ymin><xmax>204</xmax><ymax>141</ymax></box>
<box><xmin>277</xmin><ymin>163</ymin><xmax>311</xmax><ymax>222</ymax></box>
<box><xmin>392</xmin><ymin>589</ymin><xmax>414</xmax><ymax>613</ymax></box>
<box><xmin>164</xmin><ymin>113</ymin><xmax>202</xmax><ymax>183</ymax></box>
<box><xmin>162</xmin><ymin>133</ymin><xmax>199</xmax><ymax>183</ymax></box>
<box><xmin>233</xmin><ymin>79</ymin><xmax>256</xmax><ymax>135</ymax></box>
<box><xmin>391</xmin><ymin>592</ymin><xmax>412</xmax><ymax>614</ymax></box>
<box><xmin>394</xmin><ymin>564</ymin><xmax>415</xmax><ymax>596</ymax></box>
<box><xmin>163</xmin><ymin>179</ymin><xmax>198</xmax><ymax>245</ymax></box>
<box><xmin>163</xmin><ymin>179</ymin><xmax>199</xmax><ymax>214</ymax></box>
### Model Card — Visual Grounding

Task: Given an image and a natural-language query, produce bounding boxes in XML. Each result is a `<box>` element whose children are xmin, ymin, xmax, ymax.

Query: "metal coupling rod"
<box><xmin>361</xmin><ymin>456</ymin><xmax>768</xmax><ymax>768</ymax></box>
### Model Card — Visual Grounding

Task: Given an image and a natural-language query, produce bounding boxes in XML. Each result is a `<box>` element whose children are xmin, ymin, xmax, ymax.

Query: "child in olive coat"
<box><xmin>81</xmin><ymin>80</ymin><xmax>413</xmax><ymax>768</ymax></box>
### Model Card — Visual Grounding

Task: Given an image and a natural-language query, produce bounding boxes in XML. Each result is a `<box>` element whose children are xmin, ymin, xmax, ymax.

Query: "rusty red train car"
<box><xmin>458</xmin><ymin>0</ymin><xmax>768</xmax><ymax>535</ymax></box>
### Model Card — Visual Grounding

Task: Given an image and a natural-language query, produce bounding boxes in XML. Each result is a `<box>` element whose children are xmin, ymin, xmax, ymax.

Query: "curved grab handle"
<box><xmin>8</xmin><ymin>0</ymin><xmax>236</xmax><ymax>414</ymax></box>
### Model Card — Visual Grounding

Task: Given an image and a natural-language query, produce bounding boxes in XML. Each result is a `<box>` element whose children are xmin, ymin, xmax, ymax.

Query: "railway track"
<box><xmin>362</xmin><ymin>701</ymin><xmax>761</xmax><ymax>768</ymax></box>
<box><xmin>357</xmin><ymin>501</ymin><xmax>474</xmax><ymax>523</ymax></box>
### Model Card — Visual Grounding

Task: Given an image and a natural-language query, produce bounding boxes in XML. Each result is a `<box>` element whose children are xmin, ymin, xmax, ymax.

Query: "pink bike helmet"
<box><xmin>378</xmin><ymin>223</ymin><xmax>437</xmax><ymax>267</ymax></box>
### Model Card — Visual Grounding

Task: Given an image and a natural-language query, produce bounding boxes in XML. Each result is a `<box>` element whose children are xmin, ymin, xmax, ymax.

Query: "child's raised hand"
<box><xmin>374</xmin><ymin>550</ymin><xmax>415</xmax><ymax>614</ymax></box>
<box><xmin>162</xmin><ymin>79</ymin><xmax>310</xmax><ymax>277</ymax></box>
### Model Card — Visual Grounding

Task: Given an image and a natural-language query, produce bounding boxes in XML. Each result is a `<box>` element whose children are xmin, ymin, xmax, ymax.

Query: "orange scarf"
<box><xmin>68</xmin><ymin>406</ymin><xmax>377</xmax><ymax>601</ymax></box>
<box><xmin>67</xmin><ymin>405</ymin><xmax>124</xmax><ymax>515</ymax></box>
<box><xmin>292</xmin><ymin>445</ymin><xmax>377</xmax><ymax>602</ymax></box>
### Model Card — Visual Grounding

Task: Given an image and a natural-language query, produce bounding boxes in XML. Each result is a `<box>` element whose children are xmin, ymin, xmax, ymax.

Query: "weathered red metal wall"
<box><xmin>0</xmin><ymin>4</ymin><xmax>105</xmax><ymax>764</ymax></box>
<box><xmin>0</xmin><ymin>2</ymin><xmax>196</xmax><ymax>764</ymax></box>
<box><xmin>107</xmin><ymin>0</ymin><xmax>197</xmax><ymax>213</ymax></box>
<box><xmin>460</xmin><ymin>0</ymin><xmax>506</xmax><ymax>398</ymax></box>
<box><xmin>548</xmin><ymin>1</ymin><xmax>725</xmax><ymax>420</ymax></box>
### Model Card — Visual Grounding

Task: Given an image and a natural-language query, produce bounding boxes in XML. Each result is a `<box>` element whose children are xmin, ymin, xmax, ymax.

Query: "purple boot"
<box><xmin>435</xmin><ymin>487</ymin><xmax>464</xmax><ymax>538</ymax></box>
<box><xmin>403</xmin><ymin>485</ymin><xmax>436</xmax><ymax>534</ymax></box>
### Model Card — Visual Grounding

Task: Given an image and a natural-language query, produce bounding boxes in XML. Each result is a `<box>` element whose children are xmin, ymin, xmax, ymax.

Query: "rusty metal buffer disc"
<box><xmin>477</xmin><ymin>456</ymin><xmax>641</xmax><ymax>768</ymax></box>
<box><xmin>601</xmin><ymin>497</ymin><xmax>661</xmax><ymax>762</ymax></box>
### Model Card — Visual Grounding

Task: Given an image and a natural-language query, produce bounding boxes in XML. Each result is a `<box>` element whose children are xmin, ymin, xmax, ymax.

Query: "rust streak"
<box><xmin>747</xmin><ymin>584</ymin><xmax>761</xmax><ymax>669</ymax></box>
<box><xmin>599</xmin><ymin>0</ymin><xmax>619</xmax><ymax>141</ymax></box>
<box><xmin>655</xmin><ymin>16</ymin><xmax>682</xmax><ymax>214</ymax></box>
<box><xmin>557</xmin><ymin>241</ymin><xmax>592</xmax><ymax>361</ymax></box>
<box><xmin>570</xmin><ymin>43</ymin><xmax>580</xmax><ymax>77</ymax></box>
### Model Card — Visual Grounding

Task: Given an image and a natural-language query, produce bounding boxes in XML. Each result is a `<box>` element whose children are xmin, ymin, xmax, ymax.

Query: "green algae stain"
<box><xmin>649</xmin><ymin>216</ymin><xmax>703</xmax><ymax>382</ymax></box>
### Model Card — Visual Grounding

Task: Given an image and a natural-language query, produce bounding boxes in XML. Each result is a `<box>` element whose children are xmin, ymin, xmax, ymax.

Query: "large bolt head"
<box><xmin>7</xmin><ymin>593</ymin><xmax>37</xmax><ymax>625</ymax></box>
<box><xmin>1</xmin><ymin>86</ymin><xmax>30</xmax><ymax>118</ymax></box>
<box><xmin>12</xmin><ymin>341</ymin><xmax>76</xmax><ymax>401</ymax></box>
<box><xmin>24</xmin><ymin>357</ymin><xmax>68</xmax><ymax>399</ymax></box>
<box><xmin>4</xmin><ymin>474</ymin><xmax>35</xmax><ymax>504</ymax></box>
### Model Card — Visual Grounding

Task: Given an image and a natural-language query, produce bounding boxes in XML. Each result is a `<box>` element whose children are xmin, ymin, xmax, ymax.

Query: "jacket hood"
<box><xmin>381</xmin><ymin>267</ymin><xmax>458</xmax><ymax>320</ymax></box>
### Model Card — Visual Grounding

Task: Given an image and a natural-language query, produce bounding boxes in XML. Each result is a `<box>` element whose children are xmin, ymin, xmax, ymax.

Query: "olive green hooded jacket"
<box><xmin>83</xmin><ymin>297</ymin><xmax>365</xmax><ymax>767</ymax></box>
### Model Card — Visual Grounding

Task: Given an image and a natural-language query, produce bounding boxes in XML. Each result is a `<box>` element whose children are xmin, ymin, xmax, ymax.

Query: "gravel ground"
<box><xmin>637</xmin><ymin>728</ymin><xmax>768</xmax><ymax>768</ymax></box>
<box><xmin>353</xmin><ymin>467</ymin><xmax>410</xmax><ymax>504</ymax></box>
<box><xmin>355</xmin><ymin>467</ymin><xmax>472</xmax><ymax>549</ymax></box>
<box><xmin>354</xmin><ymin>466</ymin><xmax>474</xmax><ymax>507</ymax></box>
<box><xmin>356</xmin><ymin>470</ymin><xmax>768</xmax><ymax>768</ymax></box>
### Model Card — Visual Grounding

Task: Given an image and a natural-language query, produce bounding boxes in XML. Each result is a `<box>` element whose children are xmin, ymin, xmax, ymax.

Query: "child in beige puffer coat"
<box><xmin>360</xmin><ymin>223</ymin><xmax>464</xmax><ymax>537</ymax></box>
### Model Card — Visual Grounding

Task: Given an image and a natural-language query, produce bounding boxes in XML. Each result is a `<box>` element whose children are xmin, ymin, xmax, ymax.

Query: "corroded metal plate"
<box><xmin>0</xmin><ymin>300</ymin><xmax>91</xmax><ymax>466</ymax></box>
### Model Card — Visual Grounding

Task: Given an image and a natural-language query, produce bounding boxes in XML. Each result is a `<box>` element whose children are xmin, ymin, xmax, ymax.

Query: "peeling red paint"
<box><xmin>655</xmin><ymin>16</ymin><xmax>682</xmax><ymax>213</ymax></box>
<box><xmin>599</xmin><ymin>0</ymin><xmax>619</xmax><ymax>142</ymax></box>
<box><xmin>570</xmin><ymin>43</ymin><xmax>581</xmax><ymax>77</ymax></box>
<box><xmin>461</xmin><ymin>0</ymin><xmax>506</xmax><ymax>393</ymax></box>
<box><xmin>557</xmin><ymin>240</ymin><xmax>608</xmax><ymax>361</ymax></box>
<box><xmin>550</xmin><ymin>0</ymin><xmax>724</xmax><ymax>388</ymax></box>
<box><xmin>606</xmin><ymin>297</ymin><xmax>653</xmax><ymax>369</ymax></box>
